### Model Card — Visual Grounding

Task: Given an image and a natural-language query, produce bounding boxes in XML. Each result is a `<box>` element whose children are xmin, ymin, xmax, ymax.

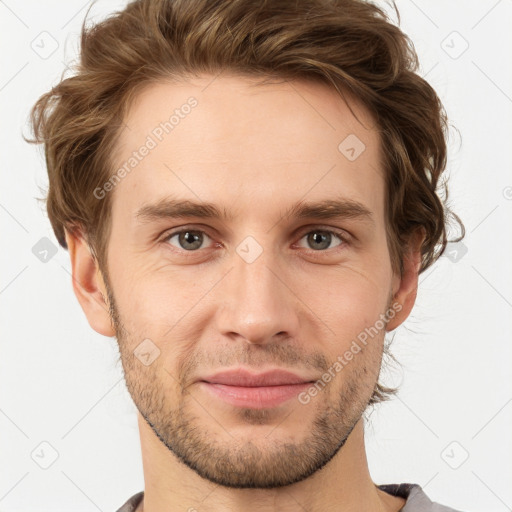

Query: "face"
<box><xmin>96</xmin><ymin>74</ymin><xmax>407</xmax><ymax>488</ymax></box>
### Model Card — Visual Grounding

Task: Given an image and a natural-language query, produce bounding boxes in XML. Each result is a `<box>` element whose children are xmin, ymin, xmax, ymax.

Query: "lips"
<box><xmin>197</xmin><ymin>368</ymin><xmax>316</xmax><ymax>409</ymax></box>
<box><xmin>201</xmin><ymin>369</ymin><xmax>313</xmax><ymax>387</ymax></box>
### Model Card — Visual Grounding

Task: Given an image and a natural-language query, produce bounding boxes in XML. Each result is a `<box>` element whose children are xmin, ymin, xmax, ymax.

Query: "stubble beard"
<box><xmin>105</xmin><ymin>280</ymin><xmax>380</xmax><ymax>489</ymax></box>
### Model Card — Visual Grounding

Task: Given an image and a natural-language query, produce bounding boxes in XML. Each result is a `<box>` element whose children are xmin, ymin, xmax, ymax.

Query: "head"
<box><xmin>27</xmin><ymin>0</ymin><xmax>464</xmax><ymax>489</ymax></box>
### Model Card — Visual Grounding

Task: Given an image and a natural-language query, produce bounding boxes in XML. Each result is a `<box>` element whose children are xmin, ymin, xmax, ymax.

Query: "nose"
<box><xmin>214</xmin><ymin>244</ymin><xmax>300</xmax><ymax>346</ymax></box>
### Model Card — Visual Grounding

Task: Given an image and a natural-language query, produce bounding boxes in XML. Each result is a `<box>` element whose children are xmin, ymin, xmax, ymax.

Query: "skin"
<box><xmin>66</xmin><ymin>74</ymin><xmax>423</xmax><ymax>512</ymax></box>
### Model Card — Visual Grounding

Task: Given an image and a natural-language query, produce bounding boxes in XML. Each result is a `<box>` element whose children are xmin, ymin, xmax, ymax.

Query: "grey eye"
<box><xmin>299</xmin><ymin>230</ymin><xmax>343</xmax><ymax>251</ymax></box>
<box><xmin>168</xmin><ymin>230</ymin><xmax>211</xmax><ymax>251</ymax></box>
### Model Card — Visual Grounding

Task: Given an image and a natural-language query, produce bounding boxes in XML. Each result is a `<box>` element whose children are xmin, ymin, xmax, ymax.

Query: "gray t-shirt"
<box><xmin>116</xmin><ymin>483</ymin><xmax>464</xmax><ymax>511</ymax></box>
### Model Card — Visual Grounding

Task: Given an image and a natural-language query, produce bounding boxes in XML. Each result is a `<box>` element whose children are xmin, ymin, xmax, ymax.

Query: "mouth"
<box><xmin>197</xmin><ymin>368</ymin><xmax>316</xmax><ymax>409</ymax></box>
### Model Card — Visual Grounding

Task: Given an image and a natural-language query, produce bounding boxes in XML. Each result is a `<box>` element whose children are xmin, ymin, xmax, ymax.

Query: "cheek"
<box><xmin>109</xmin><ymin>259</ymin><xmax>213</xmax><ymax>361</ymax></box>
<box><xmin>109</xmin><ymin>228</ymin><xmax>393</xmax><ymax>350</ymax></box>
<box><xmin>303</xmin><ymin>262</ymin><xmax>392</xmax><ymax>342</ymax></box>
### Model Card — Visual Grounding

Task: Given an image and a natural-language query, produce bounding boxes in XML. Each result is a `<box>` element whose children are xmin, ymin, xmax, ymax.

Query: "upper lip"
<box><xmin>200</xmin><ymin>368</ymin><xmax>316</xmax><ymax>387</ymax></box>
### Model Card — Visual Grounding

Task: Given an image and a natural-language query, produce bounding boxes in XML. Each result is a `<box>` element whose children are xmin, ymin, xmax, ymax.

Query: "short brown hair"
<box><xmin>26</xmin><ymin>0</ymin><xmax>464</xmax><ymax>404</ymax></box>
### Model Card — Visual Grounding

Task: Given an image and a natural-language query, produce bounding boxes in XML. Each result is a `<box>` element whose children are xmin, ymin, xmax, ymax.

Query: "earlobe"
<box><xmin>385</xmin><ymin>228</ymin><xmax>425</xmax><ymax>332</ymax></box>
<box><xmin>65</xmin><ymin>229</ymin><xmax>116</xmax><ymax>337</ymax></box>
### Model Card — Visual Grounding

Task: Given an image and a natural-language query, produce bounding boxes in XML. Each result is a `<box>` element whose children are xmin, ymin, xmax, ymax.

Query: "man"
<box><xmin>28</xmin><ymin>0</ymin><xmax>465</xmax><ymax>510</ymax></box>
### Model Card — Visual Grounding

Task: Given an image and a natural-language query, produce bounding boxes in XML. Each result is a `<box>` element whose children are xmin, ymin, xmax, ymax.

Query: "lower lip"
<box><xmin>199</xmin><ymin>382</ymin><xmax>312</xmax><ymax>409</ymax></box>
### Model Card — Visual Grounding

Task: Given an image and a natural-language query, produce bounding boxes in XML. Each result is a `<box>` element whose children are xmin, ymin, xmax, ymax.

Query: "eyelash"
<box><xmin>160</xmin><ymin>226</ymin><xmax>351</xmax><ymax>255</ymax></box>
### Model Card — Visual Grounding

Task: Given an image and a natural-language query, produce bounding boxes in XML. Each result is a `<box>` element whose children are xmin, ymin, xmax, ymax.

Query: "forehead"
<box><xmin>110</xmin><ymin>74</ymin><xmax>384</xmax><ymax>227</ymax></box>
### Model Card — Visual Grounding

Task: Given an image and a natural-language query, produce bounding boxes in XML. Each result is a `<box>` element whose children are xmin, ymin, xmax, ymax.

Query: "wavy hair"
<box><xmin>26</xmin><ymin>0</ymin><xmax>465</xmax><ymax>405</ymax></box>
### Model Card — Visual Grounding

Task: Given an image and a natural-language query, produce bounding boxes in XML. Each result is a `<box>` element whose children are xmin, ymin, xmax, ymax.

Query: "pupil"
<box><xmin>309</xmin><ymin>231</ymin><xmax>330</xmax><ymax>250</ymax></box>
<box><xmin>180</xmin><ymin>231</ymin><xmax>202</xmax><ymax>250</ymax></box>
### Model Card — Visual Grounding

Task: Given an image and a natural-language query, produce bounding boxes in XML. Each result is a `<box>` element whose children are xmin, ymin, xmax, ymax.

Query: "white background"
<box><xmin>1</xmin><ymin>1</ymin><xmax>511</xmax><ymax>511</ymax></box>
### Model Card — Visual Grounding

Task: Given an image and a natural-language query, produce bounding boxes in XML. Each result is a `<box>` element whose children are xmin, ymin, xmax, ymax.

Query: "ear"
<box><xmin>385</xmin><ymin>227</ymin><xmax>425</xmax><ymax>332</ymax></box>
<box><xmin>65</xmin><ymin>228</ymin><xmax>115</xmax><ymax>337</ymax></box>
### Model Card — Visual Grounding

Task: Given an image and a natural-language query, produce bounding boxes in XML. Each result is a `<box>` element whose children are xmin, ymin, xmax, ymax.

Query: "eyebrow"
<box><xmin>135</xmin><ymin>196</ymin><xmax>374</xmax><ymax>226</ymax></box>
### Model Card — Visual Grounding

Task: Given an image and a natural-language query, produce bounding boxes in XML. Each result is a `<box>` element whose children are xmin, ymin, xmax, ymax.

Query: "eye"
<box><xmin>164</xmin><ymin>229</ymin><xmax>213</xmax><ymax>251</ymax></box>
<box><xmin>296</xmin><ymin>229</ymin><xmax>346</xmax><ymax>251</ymax></box>
<box><xmin>161</xmin><ymin>227</ymin><xmax>349</xmax><ymax>254</ymax></box>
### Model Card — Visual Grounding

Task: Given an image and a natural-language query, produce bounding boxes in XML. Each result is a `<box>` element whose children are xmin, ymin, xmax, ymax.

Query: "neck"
<box><xmin>135</xmin><ymin>414</ymin><xmax>405</xmax><ymax>512</ymax></box>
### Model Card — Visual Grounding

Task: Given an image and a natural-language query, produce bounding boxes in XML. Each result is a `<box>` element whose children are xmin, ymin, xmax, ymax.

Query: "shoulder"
<box><xmin>115</xmin><ymin>491</ymin><xmax>144</xmax><ymax>512</ymax></box>
<box><xmin>378</xmin><ymin>483</ymin><xmax>466</xmax><ymax>511</ymax></box>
